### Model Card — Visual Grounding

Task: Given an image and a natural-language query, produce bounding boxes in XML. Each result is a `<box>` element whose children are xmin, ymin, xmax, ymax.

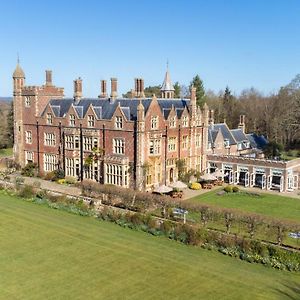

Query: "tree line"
<box><xmin>123</xmin><ymin>74</ymin><xmax>300</xmax><ymax>151</ymax></box>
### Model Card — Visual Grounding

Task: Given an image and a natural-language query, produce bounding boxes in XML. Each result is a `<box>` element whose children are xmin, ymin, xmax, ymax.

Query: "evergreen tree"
<box><xmin>190</xmin><ymin>75</ymin><xmax>205</xmax><ymax>107</ymax></box>
<box><xmin>222</xmin><ymin>86</ymin><xmax>235</xmax><ymax>128</ymax></box>
<box><xmin>174</xmin><ymin>82</ymin><xmax>181</xmax><ymax>98</ymax></box>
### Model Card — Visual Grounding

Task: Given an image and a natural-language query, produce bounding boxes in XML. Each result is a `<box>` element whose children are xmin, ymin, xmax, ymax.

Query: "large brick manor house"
<box><xmin>13</xmin><ymin>62</ymin><xmax>300</xmax><ymax>192</ymax></box>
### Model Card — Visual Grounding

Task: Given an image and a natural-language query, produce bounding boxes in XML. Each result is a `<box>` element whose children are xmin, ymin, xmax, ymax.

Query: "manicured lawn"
<box><xmin>0</xmin><ymin>148</ymin><xmax>12</xmax><ymax>157</ymax></box>
<box><xmin>0</xmin><ymin>192</ymin><xmax>300</xmax><ymax>299</ymax></box>
<box><xmin>188</xmin><ymin>189</ymin><xmax>300</xmax><ymax>222</ymax></box>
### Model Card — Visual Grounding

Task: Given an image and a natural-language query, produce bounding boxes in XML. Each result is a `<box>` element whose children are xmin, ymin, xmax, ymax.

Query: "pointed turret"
<box><xmin>161</xmin><ymin>64</ymin><xmax>175</xmax><ymax>99</ymax></box>
<box><xmin>13</xmin><ymin>60</ymin><xmax>25</xmax><ymax>79</ymax></box>
<box><xmin>13</xmin><ymin>59</ymin><xmax>25</xmax><ymax>96</ymax></box>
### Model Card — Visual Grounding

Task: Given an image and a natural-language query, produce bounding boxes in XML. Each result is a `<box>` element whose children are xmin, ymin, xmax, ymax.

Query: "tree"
<box><xmin>263</xmin><ymin>141</ymin><xmax>283</xmax><ymax>159</ymax></box>
<box><xmin>174</xmin><ymin>82</ymin><xmax>181</xmax><ymax>98</ymax></box>
<box><xmin>222</xmin><ymin>86</ymin><xmax>236</xmax><ymax>128</ymax></box>
<box><xmin>190</xmin><ymin>75</ymin><xmax>205</xmax><ymax>107</ymax></box>
<box><xmin>123</xmin><ymin>85</ymin><xmax>161</xmax><ymax>98</ymax></box>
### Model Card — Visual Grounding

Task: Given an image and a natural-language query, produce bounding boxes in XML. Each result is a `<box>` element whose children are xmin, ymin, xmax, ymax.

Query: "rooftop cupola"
<box><xmin>161</xmin><ymin>63</ymin><xmax>175</xmax><ymax>99</ymax></box>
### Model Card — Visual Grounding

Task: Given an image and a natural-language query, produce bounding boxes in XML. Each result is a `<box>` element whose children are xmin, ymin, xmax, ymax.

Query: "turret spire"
<box><xmin>160</xmin><ymin>62</ymin><xmax>175</xmax><ymax>99</ymax></box>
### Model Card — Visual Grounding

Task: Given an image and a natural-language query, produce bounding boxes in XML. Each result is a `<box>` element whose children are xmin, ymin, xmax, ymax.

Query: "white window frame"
<box><xmin>25</xmin><ymin>151</ymin><xmax>34</xmax><ymax>163</ymax></box>
<box><xmin>115</xmin><ymin>116</ymin><xmax>123</xmax><ymax>129</ymax></box>
<box><xmin>182</xmin><ymin>116</ymin><xmax>188</xmax><ymax>127</ymax></box>
<box><xmin>168</xmin><ymin>137</ymin><xmax>177</xmax><ymax>152</ymax></box>
<box><xmin>151</xmin><ymin>116</ymin><xmax>159</xmax><ymax>130</ymax></box>
<box><xmin>88</xmin><ymin>115</ymin><xmax>95</xmax><ymax>128</ymax></box>
<box><xmin>149</xmin><ymin>139</ymin><xmax>161</xmax><ymax>155</ymax></box>
<box><xmin>46</xmin><ymin>113</ymin><xmax>53</xmax><ymax>125</ymax></box>
<box><xmin>25</xmin><ymin>131</ymin><xmax>32</xmax><ymax>144</ymax></box>
<box><xmin>44</xmin><ymin>132</ymin><xmax>56</xmax><ymax>147</ymax></box>
<box><xmin>25</xmin><ymin>96</ymin><xmax>31</xmax><ymax>107</ymax></box>
<box><xmin>169</xmin><ymin>117</ymin><xmax>176</xmax><ymax>128</ymax></box>
<box><xmin>113</xmin><ymin>138</ymin><xmax>125</xmax><ymax>154</ymax></box>
<box><xmin>83</xmin><ymin>136</ymin><xmax>93</xmax><ymax>151</ymax></box>
<box><xmin>43</xmin><ymin>154</ymin><xmax>57</xmax><ymax>172</ymax></box>
<box><xmin>182</xmin><ymin>135</ymin><xmax>189</xmax><ymax>150</ymax></box>
<box><xmin>69</xmin><ymin>114</ymin><xmax>76</xmax><ymax>127</ymax></box>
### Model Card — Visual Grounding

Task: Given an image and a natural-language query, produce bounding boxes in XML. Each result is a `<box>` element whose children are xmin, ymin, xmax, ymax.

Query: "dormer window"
<box><xmin>151</xmin><ymin>116</ymin><xmax>158</xmax><ymax>130</ymax></box>
<box><xmin>115</xmin><ymin>116</ymin><xmax>123</xmax><ymax>129</ymax></box>
<box><xmin>182</xmin><ymin>116</ymin><xmax>188</xmax><ymax>127</ymax></box>
<box><xmin>169</xmin><ymin>117</ymin><xmax>176</xmax><ymax>128</ymax></box>
<box><xmin>47</xmin><ymin>113</ymin><xmax>53</xmax><ymax>125</ymax></box>
<box><xmin>70</xmin><ymin>114</ymin><xmax>75</xmax><ymax>127</ymax></box>
<box><xmin>88</xmin><ymin>115</ymin><xmax>95</xmax><ymax>127</ymax></box>
<box><xmin>25</xmin><ymin>96</ymin><xmax>31</xmax><ymax>107</ymax></box>
<box><xmin>243</xmin><ymin>141</ymin><xmax>250</xmax><ymax>148</ymax></box>
<box><xmin>224</xmin><ymin>139</ymin><xmax>230</xmax><ymax>148</ymax></box>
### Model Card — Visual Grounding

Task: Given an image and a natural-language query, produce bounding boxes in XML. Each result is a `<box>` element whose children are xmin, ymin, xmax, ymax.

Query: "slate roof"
<box><xmin>230</xmin><ymin>128</ymin><xmax>248</xmax><ymax>143</ymax></box>
<box><xmin>44</xmin><ymin>97</ymin><xmax>190</xmax><ymax>121</ymax></box>
<box><xmin>246</xmin><ymin>133</ymin><xmax>268</xmax><ymax>150</ymax></box>
<box><xmin>209</xmin><ymin>123</ymin><xmax>236</xmax><ymax>145</ymax></box>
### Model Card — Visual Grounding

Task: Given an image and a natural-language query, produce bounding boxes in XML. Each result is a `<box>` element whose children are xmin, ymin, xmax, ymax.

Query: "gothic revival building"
<box><xmin>13</xmin><ymin>63</ymin><xmax>300</xmax><ymax>192</ymax></box>
<box><xmin>13</xmin><ymin>64</ymin><xmax>211</xmax><ymax>190</ymax></box>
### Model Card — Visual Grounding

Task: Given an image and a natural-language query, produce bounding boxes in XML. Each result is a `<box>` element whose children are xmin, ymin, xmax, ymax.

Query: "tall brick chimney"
<box><xmin>134</xmin><ymin>78</ymin><xmax>145</xmax><ymax>98</ymax></box>
<box><xmin>110</xmin><ymin>78</ymin><xmax>118</xmax><ymax>99</ymax></box>
<box><xmin>73</xmin><ymin>77</ymin><xmax>82</xmax><ymax>101</ymax></box>
<box><xmin>45</xmin><ymin>70</ymin><xmax>52</xmax><ymax>86</ymax></box>
<box><xmin>238</xmin><ymin>115</ymin><xmax>246</xmax><ymax>133</ymax></box>
<box><xmin>208</xmin><ymin>109</ymin><xmax>214</xmax><ymax>125</ymax></box>
<box><xmin>99</xmin><ymin>80</ymin><xmax>107</xmax><ymax>98</ymax></box>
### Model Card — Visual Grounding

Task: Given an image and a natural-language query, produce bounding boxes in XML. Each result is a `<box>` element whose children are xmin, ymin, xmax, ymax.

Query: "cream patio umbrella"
<box><xmin>169</xmin><ymin>181</ymin><xmax>188</xmax><ymax>189</ymax></box>
<box><xmin>153</xmin><ymin>185</ymin><xmax>173</xmax><ymax>194</ymax></box>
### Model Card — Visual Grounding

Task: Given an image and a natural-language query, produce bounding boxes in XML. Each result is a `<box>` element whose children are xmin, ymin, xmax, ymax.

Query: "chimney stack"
<box><xmin>238</xmin><ymin>115</ymin><xmax>246</xmax><ymax>133</ymax></box>
<box><xmin>190</xmin><ymin>85</ymin><xmax>196</xmax><ymax>103</ymax></box>
<box><xmin>99</xmin><ymin>80</ymin><xmax>107</xmax><ymax>98</ymax></box>
<box><xmin>110</xmin><ymin>78</ymin><xmax>118</xmax><ymax>99</ymax></box>
<box><xmin>45</xmin><ymin>70</ymin><xmax>52</xmax><ymax>86</ymax></box>
<box><xmin>208</xmin><ymin>109</ymin><xmax>214</xmax><ymax>125</ymax></box>
<box><xmin>73</xmin><ymin>77</ymin><xmax>82</xmax><ymax>101</ymax></box>
<box><xmin>134</xmin><ymin>78</ymin><xmax>145</xmax><ymax>98</ymax></box>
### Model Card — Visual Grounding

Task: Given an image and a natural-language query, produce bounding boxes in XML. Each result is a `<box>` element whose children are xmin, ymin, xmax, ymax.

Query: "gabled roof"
<box><xmin>210</xmin><ymin>123</ymin><xmax>236</xmax><ymax>145</ymax></box>
<box><xmin>44</xmin><ymin>97</ymin><xmax>190</xmax><ymax>121</ymax></box>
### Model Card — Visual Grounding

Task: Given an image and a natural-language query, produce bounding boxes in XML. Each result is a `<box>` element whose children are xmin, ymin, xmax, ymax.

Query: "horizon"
<box><xmin>1</xmin><ymin>0</ymin><xmax>300</xmax><ymax>97</ymax></box>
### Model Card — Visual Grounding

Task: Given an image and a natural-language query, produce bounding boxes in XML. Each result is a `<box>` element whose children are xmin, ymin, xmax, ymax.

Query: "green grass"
<box><xmin>0</xmin><ymin>192</ymin><xmax>300</xmax><ymax>299</ymax></box>
<box><xmin>0</xmin><ymin>147</ymin><xmax>12</xmax><ymax>157</ymax></box>
<box><xmin>188</xmin><ymin>189</ymin><xmax>300</xmax><ymax>222</ymax></box>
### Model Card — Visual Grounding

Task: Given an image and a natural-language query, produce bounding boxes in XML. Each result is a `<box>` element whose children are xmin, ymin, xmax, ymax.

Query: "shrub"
<box><xmin>190</xmin><ymin>182</ymin><xmax>201</xmax><ymax>190</ymax></box>
<box><xmin>65</xmin><ymin>176</ymin><xmax>77</xmax><ymax>184</ymax></box>
<box><xmin>18</xmin><ymin>185</ymin><xmax>35</xmax><ymax>199</ymax></box>
<box><xmin>21</xmin><ymin>163</ymin><xmax>37</xmax><ymax>177</ymax></box>
<box><xmin>232</xmin><ymin>186</ymin><xmax>239</xmax><ymax>193</ymax></box>
<box><xmin>44</xmin><ymin>171</ymin><xmax>56</xmax><ymax>181</ymax></box>
<box><xmin>54</xmin><ymin>169</ymin><xmax>65</xmax><ymax>181</ymax></box>
<box><xmin>224</xmin><ymin>185</ymin><xmax>233</xmax><ymax>193</ymax></box>
<box><xmin>57</xmin><ymin>179</ymin><xmax>66</xmax><ymax>185</ymax></box>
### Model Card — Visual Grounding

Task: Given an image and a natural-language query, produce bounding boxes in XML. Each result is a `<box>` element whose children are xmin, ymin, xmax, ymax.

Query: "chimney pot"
<box><xmin>99</xmin><ymin>80</ymin><xmax>107</xmax><ymax>98</ymax></box>
<box><xmin>73</xmin><ymin>77</ymin><xmax>83</xmax><ymax>101</ymax></box>
<box><xmin>45</xmin><ymin>70</ymin><xmax>52</xmax><ymax>86</ymax></box>
<box><xmin>110</xmin><ymin>78</ymin><xmax>118</xmax><ymax>98</ymax></box>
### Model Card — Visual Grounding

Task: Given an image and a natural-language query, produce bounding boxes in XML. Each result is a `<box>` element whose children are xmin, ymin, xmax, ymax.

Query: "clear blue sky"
<box><xmin>1</xmin><ymin>0</ymin><xmax>300</xmax><ymax>97</ymax></box>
